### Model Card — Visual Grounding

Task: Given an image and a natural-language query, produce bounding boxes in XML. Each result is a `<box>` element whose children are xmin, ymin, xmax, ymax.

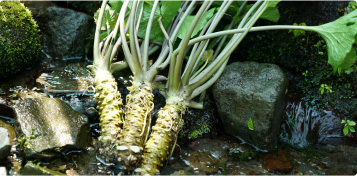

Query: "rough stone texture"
<box><xmin>212</xmin><ymin>61</ymin><xmax>288</xmax><ymax>150</ymax></box>
<box><xmin>0</xmin><ymin>128</ymin><xmax>11</xmax><ymax>163</ymax></box>
<box><xmin>0</xmin><ymin>167</ymin><xmax>6</xmax><ymax>176</ymax></box>
<box><xmin>22</xmin><ymin>161</ymin><xmax>65</xmax><ymax>175</ymax></box>
<box><xmin>14</xmin><ymin>97</ymin><xmax>92</xmax><ymax>158</ymax></box>
<box><xmin>0</xmin><ymin>120</ymin><xmax>15</xmax><ymax>164</ymax></box>
<box><xmin>39</xmin><ymin>6</ymin><xmax>92</xmax><ymax>58</ymax></box>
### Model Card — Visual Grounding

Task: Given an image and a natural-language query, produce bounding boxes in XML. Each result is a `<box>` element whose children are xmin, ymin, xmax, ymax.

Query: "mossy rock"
<box><xmin>0</xmin><ymin>1</ymin><xmax>41</xmax><ymax>78</ymax></box>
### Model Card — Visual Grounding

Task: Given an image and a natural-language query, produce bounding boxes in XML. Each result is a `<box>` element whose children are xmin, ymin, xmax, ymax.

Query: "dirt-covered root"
<box><xmin>136</xmin><ymin>102</ymin><xmax>185</xmax><ymax>175</ymax></box>
<box><xmin>116</xmin><ymin>81</ymin><xmax>154</xmax><ymax>170</ymax></box>
<box><xmin>94</xmin><ymin>69</ymin><xmax>124</xmax><ymax>161</ymax></box>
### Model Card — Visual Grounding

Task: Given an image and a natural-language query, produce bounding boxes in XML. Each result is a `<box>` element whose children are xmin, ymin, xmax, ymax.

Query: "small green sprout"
<box><xmin>248</xmin><ymin>118</ymin><xmax>254</xmax><ymax>130</ymax></box>
<box><xmin>319</xmin><ymin>84</ymin><xmax>333</xmax><ymax>95</ymax></box>
<box><xmin>341</xmin><ymin>118</ymin><xmax>356</xmax><ymax>136</ymax></box>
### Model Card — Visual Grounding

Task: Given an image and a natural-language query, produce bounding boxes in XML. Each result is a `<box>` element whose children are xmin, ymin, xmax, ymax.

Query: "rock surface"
<box><xmin>22</xmin><ymin>161</ymin><xmax>65</xmax><ymax>175</ymax></box>
<box><xmin>0</xmin><ymin>120</ymin><xmax>15</xmax><ymax>164</ymax></box>
<box><xmin>0</xmin><ymin>128</ymin><xmax>11</xmax><ymax>163</ymax></box>
<box><xmin>0</xmin><ymin>167</ymin><xmax>6</xmax><ymax>176</ymax></box>
<box><xmin>38</xmin><ymin>6</ymin><xmax>92</xmax><ymax>58</ymax></box>
<box><xmin>212</xmin><ymin>61</ymin><xmax>288</xmax><ymax>150</ymax></box>
<box><xmin>14</xmin><ymin>97</ymin><xmax>92</xmax><ymax>158</ymax></box>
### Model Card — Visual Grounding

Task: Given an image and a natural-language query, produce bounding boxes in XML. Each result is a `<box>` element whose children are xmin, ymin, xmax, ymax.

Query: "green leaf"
<box><xmin>138</xmin><ymin>1</ymin><xmax>180</xmax><ymax>43</ymax></box>
<box><xmin>311</xmin><ymin>10</ymin><xmax>357</xmax><ymax>69</ymax></box>
<box><xmin>347</xmin><ymin>120</ymin><xmax>356</xmax><ymax>126</ymax></box>
<box><xmin>341</xmin><ymin>119</ymin><xmax>346</xmax><ymax>124</ymax></box>
<box><xmin>260</xmin><ymin>6</ymin><xmax>280</xmax><ymax>22</ymax></box>
<box><xmin>177</xmin><ymin>8</ymin><xmax>217</xmax><ymax>39</ymax></box>
<box><xmin>100</xmin><ymin>31</ymin><xmax>108</xmax><ymax>41</ymax></box>
<box><xmin>266</xmin><ymin>1</ymin><xmax>281</xmax><ymax>8</ymax></box>
<box><xmin>108</xmin><ymin>0</ymin><xmax>123</xmax><ymax>14</ymax></box>
<box><xmin>344</xmin><ymin>68</ymin><xmax>354</xmax><ymax>74</ymax></box>
<box><xmin>343</xmin><ymin>126</ymin><xmax>349</xmax><ymax>135</ymax></box>
<box><xmin>349</xmin><ymin>126</ymin><xmax>356</xmax><ymax>132</ymax></box>
<box><xmin>248</xmin><ymin>118</ymin><xmax>254</xmax><ymax>130</ymax></box>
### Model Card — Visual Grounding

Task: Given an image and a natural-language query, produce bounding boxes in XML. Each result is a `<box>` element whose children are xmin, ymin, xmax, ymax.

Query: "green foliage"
<box><xmin>292</xmin><ymin>22</ymin><xmax>307</xmax><ymax>37</ymax></box>
<box><xmin>309</xmin><ymin>10</ymin><xmax>357</xmax><ymax>69</ymax></box>
<box><xmin>16</xmin><ymin>129</ymin><xmax>40</xmax><ymax>151</ymax></box>
<box><xmin>341</xmin><ymin>118</ymin><xmax>356</xmax><ymax>135</ymax></box>
<box><xmin>319</xmin><ymin>84</ymin><xmax>333</xmax><ymax>95</ymax></box>
<box><xmin>248</xmin><ymin>117</ymin><xmax>254</xmax><ymax>130</ymax></box>
<box><xmin>0</xmin><ymin>1</ymin><xmax>41</xmax><ymax>78</ymax></box>
<box><xmin>177</xmin><ymin>7</ymin><xmax>217</xmax><ymax>39</ymax></box>
<box><xmin>187</xmin><ymin>123</ymin><xmax>211</xmax><ymax>139</ymax></box>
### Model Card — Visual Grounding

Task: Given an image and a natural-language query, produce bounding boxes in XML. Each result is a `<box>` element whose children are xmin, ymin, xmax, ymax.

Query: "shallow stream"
<box><xmin>0</xmin><ymin>58</ymin><xmax>356</xmax><ymax>175</ymax></box>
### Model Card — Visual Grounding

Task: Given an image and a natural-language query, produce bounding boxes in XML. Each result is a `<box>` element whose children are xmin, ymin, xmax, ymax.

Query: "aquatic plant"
<box><xmin>91</xmin><ymin>0</ymin><xmax>125</xmax><ymax>160</ymax></box>
<box><xmin>93</xmin><ymin>0</ymin><xmax>357</xmax><ymax>174</ymax></box>
<box><xmin>137</xmin><ymin>1</ymin><xmax>357</xmax><ymax>174</ymax></box>
<box><xmin>0</xmin><ymin>1</ymin><xmax>41</xmax><ymax>78</ymax></box>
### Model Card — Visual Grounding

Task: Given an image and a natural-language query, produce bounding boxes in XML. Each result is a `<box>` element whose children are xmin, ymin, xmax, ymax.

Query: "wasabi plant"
<box><xmin>92</xmin><ymin>0</ymin><xmax>126</xmax><ymax>161</ymax></box>
<box><xmin>93</xmin><ymin>0</ymin><xmax>356</xmax><ymax>174</ymax></box>
<box><xmin>135</xmin><ymin>1</ymin><xmax>357</xmax><ymax>174</ymax></box>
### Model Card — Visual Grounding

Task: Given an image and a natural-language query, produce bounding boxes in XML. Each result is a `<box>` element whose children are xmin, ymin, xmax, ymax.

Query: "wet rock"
<box><xmin>212</xmin><ymin>61</ymin><xmax>288</xmax><ymax>150</ymax></box>
<box><xmin>36</xmin><ymin>63</ymin><xmax>94</xmax><ymax>94</ymax></box>
<box><xmin>14</xmin><ymin>97</ymin><xmax>92</xmax><ymax>158</ymax></box>
<box><xmin>22</xmin><ymin>161</ymin><xmax>65</xmax><ymax>175</ymax></box>
<box><xmin>38</xmin><ymin>6</ymin><xmax>92</xmax><ymax>58</ymax></box>
<box><xmin>0</xmin><ymin>167</ymin><xmax>6</xmax><ymax>176</ymax></box>
<box><xmin>181</xmin><ymin>151</ymin><xmax>222</xmax><ymax>174</ymax></box>
<box><xmin>0</xmin><ymin>128</ymin><xmax>11</xmax><ymax>163</ymax></box>
<box><xmin>261</xmin><ymin>149</ymin><xmax>293</xmax><ymax>174</ymax></box>
<box><xmin>0</xmin><ymin>103</ymin><xmax>15</xmax><ymax>119</ymax></box>
<box><xmin>0</xmin><ymin>120</ymin><xmax>15</xmax><ymax>164</ymax></box>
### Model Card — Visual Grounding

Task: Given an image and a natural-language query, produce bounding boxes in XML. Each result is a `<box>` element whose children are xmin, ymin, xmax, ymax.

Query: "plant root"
<box><xmin>94</xmin><ymin>69</ymin><xmax>124</xmax><ymax>162</ymax></box>
<box><xmin>136</xmin><ymin>102</ymin><xmax>185</xmax><ymax>175</ymax></box>
<box><xmin>116</xmin><ymin>81</ymin><xmax>154</xmax><ymax>170</ymax></box>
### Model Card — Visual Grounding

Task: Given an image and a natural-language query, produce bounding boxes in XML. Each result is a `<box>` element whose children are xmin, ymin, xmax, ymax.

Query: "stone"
<box><xmin>0</xmin><ymin>128</ymin><xmax>11</xmax><ymax>163</ymax></box>
<box><xmin>39</xmin><ymin>6</ymin><xmax>92</xmax><ymax>58</ymax></box>
<box><xmin>14</xmin><ymin>97</ymin><xmax>92</xmax><ymax>158</ymax></box>
<box><xmin>0</xmin><ymin>120</ymin><xmax>15</xmax><ymax>164</ymax></box>
<box><xmin>261</xmin><ymin>150</ymin><xmax>293</xmax><ymax>174</ymax></box>
<box><xmin>22</xmin><ymin>161</ymin><xmax>65</xmax><ymax>175</ymax></box>
<box><xmin>0</xmin><ymin>167</ymin><xmax>6</xmax><ymax>176</ymax></box>
<box><xmin>212</xmin><ymin>61</ymin><xmax>288</xmax><ymax>150</ymax></box>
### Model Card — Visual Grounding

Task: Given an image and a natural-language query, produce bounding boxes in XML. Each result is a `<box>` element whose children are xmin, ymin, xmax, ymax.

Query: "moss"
<box><xmin>187</xmin><ymin>123</ymin><xmax>211</xmax><ymax>140</ymax></box>
<box><xmin>0</xmin><ymin>1</ymin><xmax>41</xmax><ymax>78</ymax></box>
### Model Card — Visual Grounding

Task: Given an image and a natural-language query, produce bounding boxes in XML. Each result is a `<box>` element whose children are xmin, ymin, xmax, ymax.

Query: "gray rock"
<box><xmin>14</xmin><ymin>97</ymin><xmax>92</xmax><ymax>158</ymax></box>
<box><xmin>212</xmin><ymin>61</ymin><xmax>288</xmax><ymax>150</ymax></box>
<box><xmin>0</xmin><ymin>120</ymin><xmax>15</xmax><ymax>164</ymax></box>
<box><xmin>22</xmin><ymin>161</ymin><xmax>65</xmax><ymax>175</ymax></box>
<box><xmin>40</xmin><ymin>6</ymin><xmax>92</xmax><ymax>58</ymax></box>
<box><xmin>0</xmin><ymin>128</ymin><xmax>11</xmax><ymax>163</ymax></box>
<box><xmin>0</xmin><ymin>167</ymin><xmax>6</xmax><ymax>176</ymax></box>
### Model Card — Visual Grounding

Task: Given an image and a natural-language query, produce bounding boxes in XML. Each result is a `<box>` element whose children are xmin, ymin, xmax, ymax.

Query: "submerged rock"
<box><xmin>14</xmin><ymin>97</ymin><xmax>92</xmax><ymax>158</ymax></box>
<box><xmin>22</xmin><ymin>161</ymin><xmax>65</xmax><ymax>175</ymax></box>
<box><xmin>212</xmin><ymin>61</ymin><xmax>288</xmax><ymax>150</ymax></box>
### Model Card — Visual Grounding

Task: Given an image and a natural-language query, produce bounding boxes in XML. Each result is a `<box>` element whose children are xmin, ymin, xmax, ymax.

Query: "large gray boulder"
<box><xmin>212</xmin><ymin>61</ymin><xmax>288</xmax><ymax>150</ymax></box>
<box><xmin>40</xmin><ymin>6</ymin><xmax>92</xmax><ymax>58</ymax></box>
<box><xmin>14</xmin><ymin>97</ymin><xmax>92</xmax><ymax>158</ymax></box>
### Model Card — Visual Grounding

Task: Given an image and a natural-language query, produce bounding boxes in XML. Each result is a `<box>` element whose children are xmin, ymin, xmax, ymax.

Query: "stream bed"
<box><xmin>0</xmin><ymin>59</ymin><xmax>356</xmax><ymax>175</ymax></box>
